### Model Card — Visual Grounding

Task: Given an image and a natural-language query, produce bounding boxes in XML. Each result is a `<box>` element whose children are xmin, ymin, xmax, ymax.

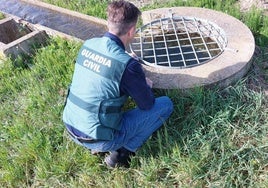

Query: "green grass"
<box><xmin>41</xmin><ymin>0</ymin><xmax>109</xmax><ymax>19</ymax></box>
<box><xmin>1</xmin><ymin>0</ymin><xmax>268</xmax><ymax>187</ymax></box>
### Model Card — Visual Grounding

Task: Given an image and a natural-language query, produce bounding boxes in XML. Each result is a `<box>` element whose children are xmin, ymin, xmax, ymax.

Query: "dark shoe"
<box><xmin>91</xmin><ymin>150</ymin><xmax>107</xmax><ymax>157</ymax></box>
<box><xmin>91</xmin><ymin>150</ymin><xmax>100</xmax><ymax>155</ymax></box>
<box><xmin>105</xmin><ymin>148</ymin><xmax>135</xmax><ymax>168</ymax></box>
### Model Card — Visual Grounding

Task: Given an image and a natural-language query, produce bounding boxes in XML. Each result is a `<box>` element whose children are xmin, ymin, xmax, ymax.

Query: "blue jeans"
<box><xmin>69</xmin><ymin>96</ymin><xmax>173</xmax><ymax>152</ymax></box>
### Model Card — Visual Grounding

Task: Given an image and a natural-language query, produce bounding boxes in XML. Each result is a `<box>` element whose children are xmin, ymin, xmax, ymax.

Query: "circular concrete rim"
<box><xmin>139</xmin><ymin>7</ymin><xmax>255</xmax><ymax>89</ymax></box>
<box><xmin>132</xmin><ymin>16</ymin><xmax>228</xmax><ymax>69</ymax></box>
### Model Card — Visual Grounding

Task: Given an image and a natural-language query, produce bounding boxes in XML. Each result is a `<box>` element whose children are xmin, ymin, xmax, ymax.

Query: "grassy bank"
<box><xmin>0</xmin><ymin>0</ymin><xmax>268</xmax><ymax>187</ymax></box>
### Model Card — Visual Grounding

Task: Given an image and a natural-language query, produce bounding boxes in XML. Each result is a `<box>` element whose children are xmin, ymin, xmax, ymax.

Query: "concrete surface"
<box><xmin>0</xmin><ymin>17</ymin><xmax>48</xmax><ymax>60</ymax></box>
<box><xmin>139</xmin><ymin>7</ymin><xmax>255</xmax><ymax>89</ymax></box>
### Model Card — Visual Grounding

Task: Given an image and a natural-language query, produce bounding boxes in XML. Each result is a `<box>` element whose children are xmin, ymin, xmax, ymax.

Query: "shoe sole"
<box><xmin>104</xmin><ymin>155</ymin><xmax>117</xmax><ymax>168</ymax></box>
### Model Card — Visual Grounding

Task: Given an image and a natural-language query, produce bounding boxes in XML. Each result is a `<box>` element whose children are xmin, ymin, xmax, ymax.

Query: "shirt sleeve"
<box><xmin>120</xmin><ymin>59</ymin><xmax>155</xmax><ymax>110</ymax></box>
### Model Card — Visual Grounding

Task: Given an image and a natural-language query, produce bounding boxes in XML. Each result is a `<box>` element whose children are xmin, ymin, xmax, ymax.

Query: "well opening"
<box><xmin>129</xmin><ymin>7</ymin><xmax>255</xmax><ymax>89</ymax></box>
<box><xmin>0</xmin><ymin>18</ymin><xmax>32</xmax><ymax>44</ymax></box>
<box><xmin>0</xmin><ymin>0</ymin><xmax>107</xmax><ymax>41</ymax></box>
<box><xmin>0</xmin><ymin>17</ymin><xmax>48</xmax><ymax>61</ymax></box>
<box><xmin>130</xmin><ymin>16</ymin><xmax>227</xmax><ymax>69</ymax></box>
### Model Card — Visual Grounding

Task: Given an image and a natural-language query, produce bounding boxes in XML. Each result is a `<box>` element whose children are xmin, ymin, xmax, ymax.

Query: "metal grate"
<box><xmin>130</xmin><ymin>16</ymin><xmax>227</xmax><ymax>68</ymax></box>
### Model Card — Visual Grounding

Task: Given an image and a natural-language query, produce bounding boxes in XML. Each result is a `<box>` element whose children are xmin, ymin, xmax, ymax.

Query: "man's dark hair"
<box><xmin>107</xmin><ymin>0</ymin><xmax>141</xmax><ymax>36</ymax></box>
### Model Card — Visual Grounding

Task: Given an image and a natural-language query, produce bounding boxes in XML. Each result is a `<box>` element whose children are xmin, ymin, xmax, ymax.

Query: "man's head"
<box><xmin>107</xmin><ymin>0</ymin><xmax>141</xmax><ymax>37</ymax></box>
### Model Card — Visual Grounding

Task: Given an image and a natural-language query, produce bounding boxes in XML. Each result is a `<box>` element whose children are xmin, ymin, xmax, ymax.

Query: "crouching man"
<box><xmin>63</xmin><ymin>0</ymin><xmax>173</xmax><ymax>168</ymax></box>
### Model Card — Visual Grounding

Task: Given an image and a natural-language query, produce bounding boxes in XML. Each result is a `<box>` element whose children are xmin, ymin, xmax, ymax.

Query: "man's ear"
<box><xmin>128</xmin><ymin>25</ymin><xmax>136</xmax><ymax>36</ymax></box>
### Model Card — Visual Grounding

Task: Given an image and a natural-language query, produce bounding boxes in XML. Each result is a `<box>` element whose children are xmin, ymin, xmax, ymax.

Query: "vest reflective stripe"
<box><xmin>68</xmin><ymin>91</ymin><xmax>122</xmax><ymax>114</ymax></box>
<box><xmin>68</xmin><ymin>91</ymin><xmax>98</xmax><ymax>113</ymax></box>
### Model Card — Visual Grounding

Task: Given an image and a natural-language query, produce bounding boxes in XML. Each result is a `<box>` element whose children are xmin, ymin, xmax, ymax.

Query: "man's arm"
<box><xmin>120</xmin><ymin>59</ymin><xmax>155</xmax><ymax>110</ymax></box>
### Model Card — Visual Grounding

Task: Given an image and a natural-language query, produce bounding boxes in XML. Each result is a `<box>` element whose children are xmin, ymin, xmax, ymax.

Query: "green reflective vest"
<box><xmin>63</xmin><ymin>37</ymin><xmax>131</xmax><ymax>140</ymax></box>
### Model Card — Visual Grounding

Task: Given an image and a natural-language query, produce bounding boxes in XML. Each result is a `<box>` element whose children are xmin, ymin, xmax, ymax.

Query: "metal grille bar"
<box><xmin>130</xmin><ymin>16</ymin><xmax>227</xmax><ymax>69</ymax></box>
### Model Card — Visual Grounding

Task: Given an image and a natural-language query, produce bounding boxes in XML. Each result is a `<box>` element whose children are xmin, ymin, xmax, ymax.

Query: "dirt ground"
<box><xmin>130</xmin><ymin>0</ymin><xmax>268</xmax><ymax>11</ymax></box>
<box><xmin>234</xmin><ymin>0</ymin><xmax>268</xmax><ymax>95</ymax></box>
<box><xmin>248</xmin><ymin>47</ymin><xmax>268</xmax><ymax>96</ymax></box>
<box><xmin>239</xmin><ymin>0</ymin><xmax>268</xmax><ymax>12</ymax></box>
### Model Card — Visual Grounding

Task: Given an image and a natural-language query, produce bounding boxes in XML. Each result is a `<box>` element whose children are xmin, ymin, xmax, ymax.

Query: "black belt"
<box><xmin>66</xmin><ymin>125</ymin><xmax>97</xmax><ymax>143</ymax></box>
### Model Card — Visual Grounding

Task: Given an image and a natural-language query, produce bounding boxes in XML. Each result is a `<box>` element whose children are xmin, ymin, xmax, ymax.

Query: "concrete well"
<box><xmin>0</xmin><ymin>17</ymin><xmax>48</xmax><ymax>60</ymax></box>
<box><xmin>133</xmin><ymin>7</ymin><xmax>255</xmax><ymax>89</ymax></box>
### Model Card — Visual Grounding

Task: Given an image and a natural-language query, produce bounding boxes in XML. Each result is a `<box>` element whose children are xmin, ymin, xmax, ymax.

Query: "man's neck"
<box><xmin>108</xmin><ymin>31</ymin><xmax>128</xmax><ymax>48</ymax></box>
